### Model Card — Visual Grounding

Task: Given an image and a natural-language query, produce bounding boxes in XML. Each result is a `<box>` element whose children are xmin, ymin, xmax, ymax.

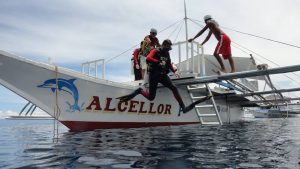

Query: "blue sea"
<box><xmin>0</xmin><ymin>118</ymin><xmax>300</xmax><ymax>169</ymax></box>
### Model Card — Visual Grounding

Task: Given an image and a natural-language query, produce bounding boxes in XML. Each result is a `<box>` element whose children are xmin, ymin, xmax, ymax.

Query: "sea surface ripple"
<box><xmin>0</xmin><ymin>118</ymin><xmax>300</xmax><ymax>169</ymax></box>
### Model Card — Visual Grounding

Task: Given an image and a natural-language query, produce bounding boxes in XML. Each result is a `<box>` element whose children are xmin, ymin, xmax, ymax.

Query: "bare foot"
<box><xmin>220</xmin><ymin>68</ymin><xmax>226</xmax><ymax>73</ymax></box>
<box><xmin>217</xmin><ymin>70</ymin><xmax>226</xmax><ymax>75</ymax></box>
<box><xmin>230</xmin><ymin>69</ymin><xmax>236</xmax><ymax>73</ymax></box>
<box><xmin>216</xmin><ymin>69</ymin><xmax>226</xmax><ymax>75</ymax></box>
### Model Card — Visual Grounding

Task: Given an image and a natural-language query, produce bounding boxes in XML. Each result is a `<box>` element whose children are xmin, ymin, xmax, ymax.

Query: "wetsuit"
<box><xmin>117</xmin><ymin>47</ymin><xmax>211</xmax><ymax>115</ymax></box>
<box><xmin>140</xmin><ymin>48</ymin><xmax>185</xmax><ymax>108</ymax></box>
<box><xmin>132</xmin><ymin>48</ymin><xmax>142</xmax><ymax>80</ymax></box>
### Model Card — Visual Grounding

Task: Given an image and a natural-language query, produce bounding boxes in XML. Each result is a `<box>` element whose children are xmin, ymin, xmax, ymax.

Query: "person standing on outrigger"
<box><xmin>188</xmin><ymin>15</ymin><xmax>235</xmax><ymax>73</ymax></box>
<box><xmin>117</xmin><ymin>39</ymin><xmax>211</xmax><ymax>115</ymax></box>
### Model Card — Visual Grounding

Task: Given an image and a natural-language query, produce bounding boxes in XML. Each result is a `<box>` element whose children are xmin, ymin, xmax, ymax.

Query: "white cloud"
<box><xmin>0</xmin><ymin>110</ymin><xmax>16</xmax><ymax>119</ymax></box>
<box><xmin>0</xmin><ymin>109</ymin><xmax>49</xmax><ymax>119</ymax></box>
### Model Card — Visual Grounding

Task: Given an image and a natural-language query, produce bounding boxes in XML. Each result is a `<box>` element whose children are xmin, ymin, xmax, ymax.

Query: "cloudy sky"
<box><xmin>0</xmin><ymin>0</ymin><xmax>300</xmax><ymax>115</ymax></box>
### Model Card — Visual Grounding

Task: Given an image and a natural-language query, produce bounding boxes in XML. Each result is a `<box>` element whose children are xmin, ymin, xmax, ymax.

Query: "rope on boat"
<box><xmin>231</xmin><ymin>42</ymin><xmax>300</xmax><ymax>86</ymax></box>
<box><xmin>105</xmin><ymin>19</ymin><xmax>184</xmax><ymax>63</ymax></box>
<box><xmin>190</xmin><ymin>18</ymin><xmax>300</xmax><ymax>49</ymax></box>
<box><xmin>166</xmin><ymin>19</ymin><xmax>184</xmax><ymax>42</ymax></box>
<box><xmin>220</xmin><ymin>26</ymin><xmax>300</xmax><ymax>49</ymax></box>
<box><xmin>189</xmin><ymin>17</ymin><xmax>300</xmax><ymax>86</ymax></box>
<box><xmin>173</xmin><ymin>21</ymin><xmax>184</xmax><ymax>43</ymax></box>
<box><xmin>188</xmin><ymin>17</ymin><xmax>300</xmax><ymax>114</ymax></box>
<box><xmin>53</xmin><ymin>65</ymin><xmax>61</xmax><ymax>142</ymax></box>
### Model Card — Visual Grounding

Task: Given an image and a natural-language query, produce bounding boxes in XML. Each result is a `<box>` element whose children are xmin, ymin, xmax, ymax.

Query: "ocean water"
<box><xmin>0</xmin><ymin>118</ymin><xmax>300</xmax><ymax>169</ymax></box>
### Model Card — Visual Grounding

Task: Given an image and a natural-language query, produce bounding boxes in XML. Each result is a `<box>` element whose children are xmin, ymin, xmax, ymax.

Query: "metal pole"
<box><xmin>88</xmin><ymin>63</ymin><xmax>91</xmax><ymax>76</ymax></box>
<box><xmin>25</xmin><ymin>104</ymin><xmax>34</xmax><ymax>116</ymax></box>
<box><xmin>184</xmin><ymin>0</ymin><xmax>189</xmax><ymax>71</ymax></box>
<box><xmin>286</xmin><ymin>102</ymin><xmax>289</xmax><ymax>118</ymax></box>
<box><xmin>30</xmin><ymin>106</ymin><xmax>37</xmax><ymax>116</ymax></box>
<box><xmin>81</xmin><ymin>64</ymin><xmax>85</xmax><ymax>74</ymax></box>
<box><xmin>200</xmin><ymin>46</ymin><xmax>205</xmax><ymax>76</ymax></box>
<box><xmin>102</xmin><ymin>60</ymin><xmax>105</xmax><ymax>79</ymax></box>
<box><xmin>197</xmin><ymin>42</ymin><xmax>200</xmax><ymax>74</ymax></box>
<box><xmin>191</xmin><ymin>42</ymin><xmax>194</xmax><ymax>73</ymax></box>
<box><xmin>19</xmin><ymin>101</ymin><xmax>31</xmax><ymax>116</ymax></box>
<box><xmin>178</xmin><ymin>43</ymin><xmax>181</xmax><ymax>72</ymax></box>
<box><xmin>95</xmin><ymin>62</ymin><xmax>98</xmax><ymax>78</ymax></box>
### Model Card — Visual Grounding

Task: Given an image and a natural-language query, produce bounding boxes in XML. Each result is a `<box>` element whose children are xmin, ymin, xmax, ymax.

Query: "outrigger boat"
<box><xmin>1</xmin><ymin>5</ymin><xmax>300</xmax><ymax>131</ymax></box>
<box><xmin>1</xmin><ymin>42</ymin><xmax>300</xmax><ymax>131</ymax></box>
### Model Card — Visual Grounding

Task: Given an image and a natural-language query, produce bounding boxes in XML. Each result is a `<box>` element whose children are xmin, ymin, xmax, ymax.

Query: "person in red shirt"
<box><xmin>117</xmin><ymin>39</ymin><xmax>211</xmax><ymax>115</ymax></box>
<box><xmin>188</xmin><ymin>15</ymin><xmax>235</xmax><ymax>73</ymax></box>
<box><xmin>132</xmin><ymin>42</ymin><xmax>143</xmax><ymax>80</ymax></box>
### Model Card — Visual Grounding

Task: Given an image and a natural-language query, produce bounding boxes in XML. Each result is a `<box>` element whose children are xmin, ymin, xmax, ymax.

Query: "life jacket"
<box><xmin>147</xmin><ymin>48</ymin><xmax>172</xmax><ymax>74</ymax></box>
<box><xmin>141</xmin><ymin>35</ymin><xmax>159</xmax><ymax>56</ymax></box>
<box><xmin>147</xmin><ymin>35</ymin><xmax>159</xmax><ymax>47</ymax></box>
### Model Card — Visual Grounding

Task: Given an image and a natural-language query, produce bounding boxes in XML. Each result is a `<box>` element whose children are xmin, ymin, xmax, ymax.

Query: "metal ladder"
<box><xmin>187</xmin><ymin>83</ymin><xmax>223</xmax><ymax>125</ymax></box>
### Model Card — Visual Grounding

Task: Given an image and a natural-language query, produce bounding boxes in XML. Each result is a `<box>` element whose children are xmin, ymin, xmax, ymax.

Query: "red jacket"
<box><xmin>133</xmin><ymin>48</ymin><xmax>140</xmax><ymax>65</ymax></box>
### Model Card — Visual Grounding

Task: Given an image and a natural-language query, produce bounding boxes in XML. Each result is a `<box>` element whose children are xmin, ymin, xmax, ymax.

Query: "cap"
<box><xmin>162</xmin><ymin>39</ymin><xmax>172</xmax><ymax>46</ymax></box>
<box><xmin>203</xmin><ymin>15</ymin><xmax>212</xmax><ymax>21</ymax></box>
<box><xmin>150</xmin><ymin>28</ymin><xmax>157</xmax><ymax>34</ymax></box>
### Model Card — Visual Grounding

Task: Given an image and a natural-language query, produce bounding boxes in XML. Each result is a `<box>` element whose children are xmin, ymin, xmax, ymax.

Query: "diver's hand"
<box><xmin>135</xmin><ymin>64</ymin><xmax>140</xmax><ymax>69</ymax></box>
<box><xmin>160</xmin><ymin>60</ymin><xmax>166</xmax><ymax>66</ymax></box>
<box><xmin>174</xmin><ymin>73</ymin><xmax>180</xmax><ymax>78</ymax></box>
<box><xmin>188</xmin><ymin>38</ymin><xmax>194</xmax><ymax>42</ymax></box>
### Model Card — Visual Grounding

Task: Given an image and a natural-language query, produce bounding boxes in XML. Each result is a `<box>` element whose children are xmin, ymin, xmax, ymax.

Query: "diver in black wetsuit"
<box><xmin>117</xmin><ymin>39</ymin><xmax>211</xmax><ymax>115</ymax></box>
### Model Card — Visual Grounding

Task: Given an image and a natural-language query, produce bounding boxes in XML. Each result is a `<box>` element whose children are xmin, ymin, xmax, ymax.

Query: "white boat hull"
<box><xmin>0</xmin><ymin>50</ymin><xmax>243</xmax><ymax>131</ymax></box>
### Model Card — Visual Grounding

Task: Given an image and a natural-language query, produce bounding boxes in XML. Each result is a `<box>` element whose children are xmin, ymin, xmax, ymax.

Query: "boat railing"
<box><xmin>172</xmin><ymin>41</ymin><xmax>206</xmax><ymax>76</ymax></box>
<box><xmin>81</xmin><ymin>59</ymin><xmax>105</xmax><ymax>79</ymax></box>
<box><xmin>80</xmin><ymin>41</ymin><xmax>205</xmax><ymax>80</ymax></box>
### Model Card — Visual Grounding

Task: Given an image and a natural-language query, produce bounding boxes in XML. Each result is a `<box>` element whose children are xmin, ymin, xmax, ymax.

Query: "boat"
<box><xmin>0</xmin><ymin>46</ymin><xmax>239</xmax><ymax>130</ymax></box>
<box><xmin>2</xmin><ymin>41</ymin><xmax>300</xmax><ymax>131</ymax></box>
<box><xmin>4</xmin><ymin>101</ymin><xmax>53</xmax><ymax>120</ymax></box>
<box><xmin>6</xmin><ymin>115</ymin><xmax>53</xmax><ymax>120</ymax></box>
<box><xmin>252</xmin><ymin>104</ymin><xmax>300</xmax><ymax>118</ymax></box>
<box><xmin>1</xmin><ymin>3</ymin><xmax>300</xmax><ymax>131</ymax></box>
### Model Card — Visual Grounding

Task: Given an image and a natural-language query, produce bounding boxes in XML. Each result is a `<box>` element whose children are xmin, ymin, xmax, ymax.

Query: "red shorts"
<box><xmin>214</xmin><ymin>33</ymin><xmax>231</xmax><ymax>59</ymax></box>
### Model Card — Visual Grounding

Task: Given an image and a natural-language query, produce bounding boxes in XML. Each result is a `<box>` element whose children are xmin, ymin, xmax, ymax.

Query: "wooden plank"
<box><xmin>173</xmin><ymin>64</ymin><xmax>300</xmax><ymax>85</ymax></box>
<box><xmin>230</xmin><ymin>97</ymin><xmax>300</xmax><ymax>104</ymax></box>
<box><xmin>216</xmin><ymin>64</ymin><xmax>300</xmax><ymax>80</ymax></box>
<box><xmin>236</xmin><ymin>87</ymin><xmax>300</xmax><ymax>97</ymax></box>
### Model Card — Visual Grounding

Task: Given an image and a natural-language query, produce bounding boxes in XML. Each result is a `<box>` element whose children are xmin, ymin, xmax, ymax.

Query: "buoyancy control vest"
<box><xmin>147</xmin><ymin>48</ymin><xmax>172</xmax><ymax>74</ymax></box>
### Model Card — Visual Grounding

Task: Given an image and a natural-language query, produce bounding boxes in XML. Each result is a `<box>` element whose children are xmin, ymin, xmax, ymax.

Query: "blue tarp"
<box><xmin>215</xmin><ymin>81</ymin><xmax>242</xmax><ymax>92</ymax></box>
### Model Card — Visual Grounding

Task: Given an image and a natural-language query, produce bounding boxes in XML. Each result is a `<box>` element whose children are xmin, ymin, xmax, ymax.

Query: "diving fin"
<box><xmin>116</xmin><ymin>88</ymin><xmax>143</xmax><ymax>103</ymax></box>
<box><xmin>180</xmin><ymin>95</ymin><xmax>212</xmax><ymax>114</ymax></box>
<box><xmin>116</xmin><ymin>95</ymin><xmax>132</xmax><ymax>103</ymax></box>
<box><xmin>178</xmin><ymin>105</ymin><xmax>195</xmax><ymax>116</ymax></box>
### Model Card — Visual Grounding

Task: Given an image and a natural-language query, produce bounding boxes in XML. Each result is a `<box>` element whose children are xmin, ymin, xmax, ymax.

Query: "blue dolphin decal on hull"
<box><xmin>37</xmin><ymin>78</ymin><xmax>84</xmax><ymax>112</ymax></box>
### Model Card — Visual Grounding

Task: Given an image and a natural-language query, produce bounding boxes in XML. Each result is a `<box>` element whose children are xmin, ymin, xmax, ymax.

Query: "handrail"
<box><xmin>81</xmin><ymin>59</ymin><xmax>105</xmax><ymax>79</ymax></box>
<box><xmin>172</xmin><ymin>41</ymin><xmax>204</xmax><ymax>76</ymax></box>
